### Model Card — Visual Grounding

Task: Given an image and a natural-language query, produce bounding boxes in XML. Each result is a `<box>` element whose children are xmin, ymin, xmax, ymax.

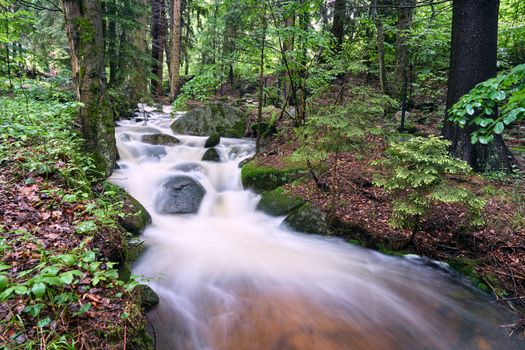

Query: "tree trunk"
<box><xmin>443</xmin><ymin>0</ymin><xmax>514</xmax><ymax>172</ymax></box>
<box><xmin>61</xmin><ymin>0</ymin><xmax>116</xmax><ymax>176</ymax></box>
<box><xmin>331</xmin><ymin>0</ymin><xmax>346</xmax><ymax>51</ymax></box>
<box><xmin>151</xmin><ymin>0</ymin><xmax>167</xmax><ymax>97</ymax></box>
<box><xmin>106</xmin><ymin>2</ymin><xmax>117</xmax><ymax>87</ymax></box>
<box><xmin>169</xmin><ymin>0</ymin><xmax>182</xmax><ymax>101</ymax></box>
<box><xmin>256</xmin><ymin>10</ymin><xmax>267</xmax><ymax>153</ymax></box>
<box><xmin>394</xmin><ymin>0</ymin><xmax>415</xmax><ymax>99</ymax></box>
<box><xmin>130</xmin><ymin>0</ymin><xmax>149</xmax><ymax>105</ymax></box>
<box><xmin>371</xmin><ymin>0</ymin><xmax>388</xmax><ymax>95</ymax></box>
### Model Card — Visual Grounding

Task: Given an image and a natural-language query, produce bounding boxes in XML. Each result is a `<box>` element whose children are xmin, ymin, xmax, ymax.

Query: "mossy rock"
<box><xmin>251</xmin><ymin>122</ymin><xmax>277</xmax><ymax>138</ymax></box>
<box><xmin>256</xmin><ymin>187</ymin><xmax>305</xmax><ymax>216</ymax></box>
<box><xmin>241</xmin><ymin>160</ymin><xmax>307</xmax><ymax>192</ymax></box>
<box><xmin>204</xmin><ymin>133</ymin><xmax>221</xmax><ymax>148</ymax></box>
<box><xmin>170</xmin><ymin>102</ymin><xmax>247</xmax><ymax>137</ymax></box>
<box><xmin>119</xmin><ymin>192</ymin><xmax>152</xmax><ymax>236</ymax></box>
<box><xmin>137</xmin><ymin>285</ymin><xmax>159</xmax><ymax>312</ymax></box>
<box><xmin>202</xmin><ymin>148</ymin><xmax>220</xmax><ymax>162</ymax></box>
<box><xmin>283</xmin><ymin>203</ymin><xmax>332</xmax><ymax>235</ymax></box>
<box><xmin>327</xmin><ymin>216</ymin><xmax>378</xmax><ymax>249</ymax></box>
<box><xmin>141</xmin><ymin>134</ymin><xmax>180</xmax><ymax>146</ymax></box>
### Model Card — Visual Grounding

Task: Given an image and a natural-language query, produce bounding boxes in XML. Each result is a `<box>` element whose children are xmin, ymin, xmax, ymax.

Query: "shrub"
<box><xmin>373</xmin><ymin>136</ymin><xmax>485</xmax><ymax>246</ymax></box>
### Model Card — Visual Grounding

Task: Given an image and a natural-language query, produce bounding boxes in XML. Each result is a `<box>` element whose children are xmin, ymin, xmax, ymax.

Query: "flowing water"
<box><xmin>110</xmin><ymin>111</ymin><xmax>520</xmax><ymax>350</ymax></box>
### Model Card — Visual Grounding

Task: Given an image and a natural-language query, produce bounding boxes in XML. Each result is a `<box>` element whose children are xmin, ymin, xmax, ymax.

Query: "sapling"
<box><xmin>373</xmin><ymin>136</ymin><xmax>486</xmax><ymax>248</ymax></box>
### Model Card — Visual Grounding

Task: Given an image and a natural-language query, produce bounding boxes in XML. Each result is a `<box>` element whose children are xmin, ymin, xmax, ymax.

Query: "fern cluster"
<box><xmin>373</xmin><ymin>136</ymin><xmax>486</xmax><ymax>231</ymax></box>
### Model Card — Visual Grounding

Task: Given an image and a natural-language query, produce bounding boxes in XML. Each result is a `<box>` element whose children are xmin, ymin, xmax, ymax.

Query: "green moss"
<box><xmin>256</xmin><ymin>187</ymin><xmax>305</xmax><ymax>216</ymax></box>
<box><xmin>378</xmin><ymin>246</ymin><xmax>407</xmax><ymax>257</ymax></box>
<box><xmin>241</xmin><ymin>160</ymin><xmax>307</xmax><ymax>192</ymax></box>
<box><xmin>447</xmin><ymin>257</ymin><xmax>497</xmax><ymax>294</ymax></box>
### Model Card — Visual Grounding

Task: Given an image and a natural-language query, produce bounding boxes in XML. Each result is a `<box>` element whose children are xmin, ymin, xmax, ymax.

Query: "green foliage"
<box><xmin>373</xmin><ymin>136</ymin><xmax>485</xmax><ymax>230</ymax></box>
<box><xmin>448</xmin><ymin>63</ymin><xmax>525</xmax><ymax>144</ymax></box>
<box><xmin>173</xmin><ymin>68</ymin><xmax>223</xmax><ymax>110</ymax></box>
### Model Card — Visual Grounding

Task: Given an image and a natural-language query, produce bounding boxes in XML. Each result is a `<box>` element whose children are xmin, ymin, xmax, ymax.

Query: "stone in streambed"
<box><xmin>141</xmin><ymin>134</ymin><xmax>180</xmax><ymax>146</ymax></box>
<box><xmin>137</xmin><ymin>285</ymin><xmax>159</xmax><ymax>311</ymax></box>
<box><xmin>283</xmin><ymin>203</ymin><xmax>331</xmax><ymax>235</ymax></box>
<box><xmin>202</xmin><ymin>148</ymin><xmax>220</xmax><ymax>162</ymax></box>
<box><xmin>155</xmin><ymin>176</ymin><xmax>206</xmax><ymax>215</ymax></box>
<box><xmin>119</xmin><ymin>192</ymin><xmax>152</xmax><ymax>236</ymax></box>
<box><xmin>204</xmin><ymin>133</ymin><xmax>221</xmax><ymax>148</ymax></box>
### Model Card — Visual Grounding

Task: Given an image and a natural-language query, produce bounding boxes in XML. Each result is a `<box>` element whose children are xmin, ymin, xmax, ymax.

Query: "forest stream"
<box><xmin>110</xmin><ymin>111</ymin><xmax>521</xmax><ymax>350</ymax></box>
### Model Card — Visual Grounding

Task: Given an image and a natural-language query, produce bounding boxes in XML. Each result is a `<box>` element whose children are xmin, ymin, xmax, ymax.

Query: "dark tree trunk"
<box><xmin>371</xmin><ymin>0</ymin><xmax>388</xmax><ymax>95</ymax></box>
<box><xmin>151</xmin><ymin>0</ymin><xmax>167</xmax><ymax>97</ymax></box>
<box><xmin>331</xmin><ymin>0</ymin><xmax>346</xmax><ymax>51</ymax></box>
<box><xmin>394</xmin><ymin>0</ymin><xmax>415</xmax><ymax>99</ymax></box>
<box><xmin>130</xmin><ymin>0</ymin><xmax>149</xmax><ymax>104</ymax></box>
<box><xmin>61</xmin><ymin>0</ymin><xmax>116</xmax><ymax>176</ymax></box>
<box><xmin>106</xmin><ymin>2</ymin><xmax>117</xmax><ymax>87</ymax></box>
<box><xmin>443</xmin><ymin>0</ymin><xmax>515</xmax><ymax>172</ymax></box>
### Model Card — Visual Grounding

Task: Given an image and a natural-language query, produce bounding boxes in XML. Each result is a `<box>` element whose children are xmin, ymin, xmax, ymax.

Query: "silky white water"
<box><xmin>111</xmin><ymin>112</ymin><xmax>519</xmax><ymax>350</ymax></box>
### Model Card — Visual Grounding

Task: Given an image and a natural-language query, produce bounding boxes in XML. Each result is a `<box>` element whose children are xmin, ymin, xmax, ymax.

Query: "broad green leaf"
<box><xmin>31</xmin><ymin>282</ymin><xmax>46</xmax><ymax>298</ymax></box>
<box><xmin>494</xmin><ymin>122</ymin><xmax>504</xmax><ymax>134</ymax></box>
<box><xmin>0</xmin><ymin>275</ymin><xmax>8</xmax><ymax>291</ymax></box>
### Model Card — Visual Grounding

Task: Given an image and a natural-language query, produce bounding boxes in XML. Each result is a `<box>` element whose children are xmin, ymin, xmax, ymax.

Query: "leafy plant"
<box><xmin>373</xmin><ymin>136</ymin><xmax>486</xmax><ymax>247</ymax></box>
<box><xmin>448</xmin><ymin>63</ymin><xmax>525</xmax><ymax>144</ymax></box>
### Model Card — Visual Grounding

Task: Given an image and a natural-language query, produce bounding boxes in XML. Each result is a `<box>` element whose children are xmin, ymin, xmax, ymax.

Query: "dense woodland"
<box><xmin>0</xmin><ymin>0</ymin><xmax>525</xmax><ymax>348</ymax></box>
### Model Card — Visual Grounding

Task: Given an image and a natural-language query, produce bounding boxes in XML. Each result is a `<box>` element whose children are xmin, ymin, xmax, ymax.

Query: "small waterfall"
<box><xmin>111</xmin><ymin>112</ymin><xmax>519</xmax><ymax>350</ymax></box>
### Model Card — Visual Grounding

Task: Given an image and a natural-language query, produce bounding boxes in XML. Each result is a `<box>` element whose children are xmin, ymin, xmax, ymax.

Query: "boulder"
<box><xmin>170</xmin><ymin>102</ymin><xmax>247</xmax><ymax>138</ymax></box>
<box><xmin>155</xmin><ymin>176</ymin><xmax>206</xmax><ymax>215</ymax></box>
<box><xmin>283</xmin><ymin>204</ymin><xmax>331</xmax><ymax>235</ymax></box>
<box><xmin>119</xmin><ymin>193</ymin><xmax>152</xmax><ymax>235</ymax></box>
<box><xmin>141</xmin><ymin>134</ymin><xmax>180</xmax><ymax>146</ymax></box>
<box><xmin>143</xmin><ymin>145</ymin><xmax>167</xmax><ymax>159</ymax></box>
<box><xmin>204</xmin><ymin>133</ymin><xmax>221</xmax><ymax>148</ymax></box>
<box><xmin>241</xmin><ymin>160</ymin><xmax>307</xmax><ymax>193</ymax></box>
<box><xmin>256</xmin><ymin>187</ymin><xmax>305</xmax><ymax>216</ymax></box>
<box><xmin>202</xmin><ymin>148</ymin><xmax>220</xmax><ymax>162</ymax></box>
<box><xmin>137</xmin><ymin>285</ymin><xmax>159</xmax><ymax>311</ymax></box>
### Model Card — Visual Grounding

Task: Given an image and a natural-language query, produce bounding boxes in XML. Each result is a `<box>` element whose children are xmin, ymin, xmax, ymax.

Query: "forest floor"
<box><xmin>227</xmin><ymin>74</ymin><xmax>525</xmax><ymax>335</ymax></box>
<box><xmin>0</xmin><ymin>84</ymin><xmax>150</xmax><ymax>349</ymax></box>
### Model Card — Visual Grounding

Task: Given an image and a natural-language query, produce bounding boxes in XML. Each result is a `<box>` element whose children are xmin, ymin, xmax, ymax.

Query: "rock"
<box><xmin>283</xmin><ymin>204</ymin><xmax>331</xmax><ymax>235</ymax></box>
<box><xmin>204</xmin><ymin>133</ymin><xmax>221</xmax><ymax>148</ymax></box>
<box><xmin>241</xmin><ymin>160</ymin><xmax>307</xmax><ymax>193</ymax></box>
<box><xmin>143</xmin><ymin>145</ymin><xmax>167</xmax><ymax>159</ymax></box>
<box><xmin>256</xmin><ymin>187</ymin><xmax>305</xmax><ymax>216</ymax></box>
<box><xmin>137</xmin><ymin>285</ymin><xmax>159</xmax><ymax>311</ymax></box>
<box><xmin>155</xmin><ymin>176</ymin><xmax>206</xmax><ymax>214</ymax></box>
<box><xmin>172</xmin><ymin>162</ymin><xmax>204</xmax><ymax>173</ymax></box>
<box><xmin>202</xmin><ymin>148</ymin><xmax>220</xmax><ymax>162</ymax></box>
<box><xmin>126</xmin><ymin>238</ymin><xmax>147</xmax><ymax>263</ymax></box>
<box><xmin>141</xmin><ymin>134</ymin><xmax>180</xmax><ymax>146</ymax></box>
<box><xmin>170</xmin><ymin>102</ymin><xmax>247</xmax><ymax>138</ymax></box>
<box><xmin>119</xmin><ymin>193</ymin><xmax>152</xmax><ymax>236</ymax></box>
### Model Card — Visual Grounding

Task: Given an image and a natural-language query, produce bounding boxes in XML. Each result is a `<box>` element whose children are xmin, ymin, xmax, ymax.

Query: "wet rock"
<box><xmin>119</xmin><ymin>133</ymin><xmax>131</xmax><ymax>142</ymax></box>
<box><xmin>202</xmin><ymin>148</ymin><xmax>220</xmax><ymax>162</ymax></box>
<box><xmin>155</xmin><ymin>176</ymin><xmax>206</xmax><ymax>215</ymax></box>
<box><xmin>204</xmin><ymin>133</ymin><xmax>221</xmax><ymax>148</ymax></box>
<box><xmin>256</xmin><ymin>187</ymin><xmax>305</xmax><ymax>216</ymax></box>
<box><xmin>241</xmin><ymin>160</ymin><xmax>307</xmax><ymax>193</ymax></box>
<box><xmin>170</xmin><ymin>102</ymin><xmax>247</xmax><ymax>138</ymax></box>
<box><xmin>283</xmin><ymin>204</ymin><xmax>331</xmax><ymax>235</ymax></box>
<box><xmin>143</xmin><ymin>145</ymin><xmax>167</xmax><ymax>159</ymax></box>
<box><xmin>172</xmin><ymin>162</ymin><xmax>204</xmax><ymax>173</ymax></box>
<box><xmin>137</xmin><ymin>285</ymin><xmax>159</xmax><ymax>311</ymax></box>
<box><xmin>141</xmin><ymin>134</ymin><xmax>180</xmax><ymax>146</ymax></box>
<box><xmin>119</xmin><ymin>193</ymin><xmax>152</xmax><ymax>236</ymax></box>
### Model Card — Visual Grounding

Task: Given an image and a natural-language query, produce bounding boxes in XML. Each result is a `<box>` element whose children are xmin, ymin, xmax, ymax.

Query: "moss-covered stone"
<box><xmin>170</xmin><ymin>102</ymin><xmax>247</xmax><ymax>137</ymax></box>
<box><xmin>119</xmin><ymin>192</ymin><xmax>152</xmax><ymax>236</ymax></box>
<box><xmin>141</xmin><ymin>134</ymin><xmax>180</xmax><ymax>146</ymax></box>
<box><xmin>202</xmin><ymin>148</ymin><xmax>220</xmax><ymax>162</ymax></box>
<box><xmin>241</xmin><ymin>160</ymin><xmax>307</xmax><ymax>192</ymax></box>
<box><xmin>256</xmin><ymin>187</ymin><xmax>305</xmax><ymax>216</ymax></box>
<box><xmin>204</xmin><ymin>133</ymin><xmax>221</xmax><ymax>148</ymax></box>
<box><xmin>446</xmin><ymin>257</ymin><xmax>499</xmax><ymax>294</ymax></box>
<box><xmin>137</xmin><ymin>284</ymin><xmax>159</xmax><ymax>311</ymax></box>
<box><xmin>283</xmin><ymin>203</ymin><xmax>331</xmax><ymax>235</ymax></box>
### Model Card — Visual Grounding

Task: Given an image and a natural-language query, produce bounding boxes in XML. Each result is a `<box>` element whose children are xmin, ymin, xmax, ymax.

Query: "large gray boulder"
<box><xmin>170</xmin><ymin>102</ymin><xmax>247</xmax><ymax>138</ymax></box>
<box><xmin>202</xmin><ymin>148</ymin><xmax>220</xmax><ymax>162</ymax></box>
<box><xmin>141</xmin><ymin>134</ymin><xmax>180</xmax><ymax>146</ymax></box>
<box><xmin>155</xmin><ymin>176</ymin><xmax>206</xmax><ymax>214</ymax></box>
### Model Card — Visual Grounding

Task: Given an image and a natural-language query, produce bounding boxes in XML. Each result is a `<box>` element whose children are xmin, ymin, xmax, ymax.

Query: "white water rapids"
<box><xmin>110</xmin><ymin>111</ymin><xmax>520</xmax><ymax>350</ymax></box>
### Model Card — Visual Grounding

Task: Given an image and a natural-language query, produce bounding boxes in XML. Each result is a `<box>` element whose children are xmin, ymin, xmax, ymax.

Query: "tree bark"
<box><xmin>106</xmin><ymin>1</ymin><xmax>117</xmax><ymax>87</ymax></box>
<box><xmin>394</xmin><ymin>0</ymin><xmax>415</xmax><ymax>99</ymax></box>
<box><xmin>61</xmin><ymin>0</ymin><xmax>116</xmax><ymax>176</ymax></box>
<box><xmin>443</xmin><ymin>0</ymin><xmax>515</xmax><ymax>172</ymax></box>
<box><xmin>169</xmin><ymin>0</ymin><xmax>182</xmax><ymax>101</ymax></box>
<box><xmin>331</xmin><ymin>0</ymin><xmax>346</xmax><ymax>51</ymax></box>
<box><xmin>130</xmin><ymin>0</ymin><xmax>149</xmax><ymax>105</ymax></box>
<box><xmin>151</xmin><ymin>0</ymin><xmax>167</xmax><ymax>97</ymax></box>
<box><xmin>371</xmin><ymin>0</ymin><xmax>388</xmax><ymax>95</ymax></box>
